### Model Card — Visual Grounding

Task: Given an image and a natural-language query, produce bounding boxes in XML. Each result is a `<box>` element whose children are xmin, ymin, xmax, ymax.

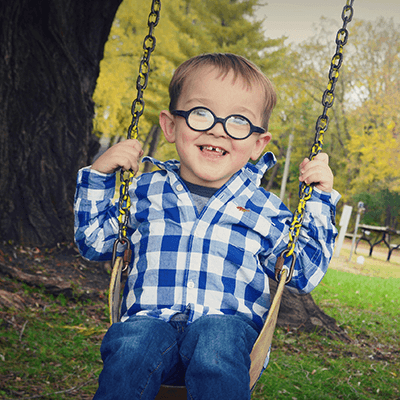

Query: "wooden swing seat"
<box><xmin>155</xmin><ymin>385</ymin><xmax>187</xmax><ymax>400</ymax></box>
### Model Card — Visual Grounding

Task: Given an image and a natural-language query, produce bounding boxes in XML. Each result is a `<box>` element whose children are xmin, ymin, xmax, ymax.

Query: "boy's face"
<box><xmin>160</xmin><ymin>66</ymin><xmax>272</xmax><ymax>188</ymax></box>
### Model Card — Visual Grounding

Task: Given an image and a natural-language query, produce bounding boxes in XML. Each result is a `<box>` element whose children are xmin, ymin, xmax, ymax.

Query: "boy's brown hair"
<box><xmin>168</xmin><ymin>53</ymin><xmax>277</xmax><ymax>131</ymax></box>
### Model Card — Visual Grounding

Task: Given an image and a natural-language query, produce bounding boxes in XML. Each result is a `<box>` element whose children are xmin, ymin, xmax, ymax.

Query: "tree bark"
<box><xmin>143</xmin><ymin>125</ymin><xmax>161</xmax><ymax>173</ymax></box>
<box><xmin>269</xmin><ymin>278</ymin><xmax>351</xmax><ymax>342</ymax></box>
<box><xmin>0</xmin><ymin>0</ymin><xmax>122</xmax><ymax>246</ymax></box>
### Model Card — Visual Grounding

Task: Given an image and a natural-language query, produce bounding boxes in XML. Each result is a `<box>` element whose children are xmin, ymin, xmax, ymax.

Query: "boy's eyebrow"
<box><xmin>234</xmin><ymin>106</ymin><xmax>258</xmax><ymax>120</ymax></box>
<box><xmin>184</xmin><ymin>98</ymin><xmax>258</xmax><ymax>121</ymax></box>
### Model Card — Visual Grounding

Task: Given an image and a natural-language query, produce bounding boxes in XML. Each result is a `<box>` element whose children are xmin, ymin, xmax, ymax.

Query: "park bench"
<box><xmin>356</xmin><ymin>224</ymin><xmax>400</xmax><ymax>261</ymax></box>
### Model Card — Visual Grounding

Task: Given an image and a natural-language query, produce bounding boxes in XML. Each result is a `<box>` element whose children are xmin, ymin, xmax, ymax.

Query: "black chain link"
<box><xmin>113</xmin><ymin>0</ymin><xmax>161</xmax><ymax>268</ymax></box>
<box><xmin>276</xmin><ymin>0</ymin><xmax>354</xmax><ymax>282</ymax></box>
<box><xmin>127</xmin><ymin>0</ymin><xmax>161</xmax><ymax>140</ymax></box>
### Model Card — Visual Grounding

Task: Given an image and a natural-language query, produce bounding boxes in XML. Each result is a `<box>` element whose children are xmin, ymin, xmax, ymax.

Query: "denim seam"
<box><xmin>139</xmin><ymin>340</ymin><xmax>178</xmax><ymax>398</ymax></box>
<box><xmin>161</xmin><ymin>340</ymin><xmax>178</xmax><ymax>355</ymax></box>
<box><xmin>139</xmin><ymin>360</ymin><xmax>163</xmax><ymax>398</ymax></box>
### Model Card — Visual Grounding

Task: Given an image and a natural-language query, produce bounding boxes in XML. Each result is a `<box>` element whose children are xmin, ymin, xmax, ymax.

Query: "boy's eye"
<box><xmin>228</xmin><ymin>115</ymin><xmax>249</xmax><ymax>126</ymax></box>
<box><xmin>192</xmin><ymin>108</ymin><xmax>210</xmax><ymax>118</ymax></box>
<box><xmin>189</xmin><ymin>108</ymin><xmax>214</xmax><ymax>130</ymax></box>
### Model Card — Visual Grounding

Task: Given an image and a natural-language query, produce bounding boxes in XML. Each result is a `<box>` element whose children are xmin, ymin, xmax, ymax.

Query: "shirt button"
<box><xmin>188</xmin><ymin>280</ymin><xmax>195</xmax><ymax>289</ymax></box>
<box><xmin>176</xmin><ymin>184</ymin><xmax>183</xmax><ymax>191</ymax></box>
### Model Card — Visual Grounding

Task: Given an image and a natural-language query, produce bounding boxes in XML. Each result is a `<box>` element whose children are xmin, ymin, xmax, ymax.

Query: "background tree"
<box><xmin>255</xmin><ymin>16</ymin><xmax>355</xmax><ymax>206</ymax></box>
<box><xmin>345</xmin><ymin>18</ymin><xmax>400</xmax><ymax>193</ymax></box>
<box><xmin>267</xmin><ymin>17</ymin><xmax>400</xmax><ymax>226</ymax></box>
<box><xmin>0</xmin><ymin>0</ymin><xmax>123</xmax><ymax>246</ymax></box>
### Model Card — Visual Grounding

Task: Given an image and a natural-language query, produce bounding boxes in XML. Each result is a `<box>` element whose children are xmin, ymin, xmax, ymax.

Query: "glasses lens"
<box><xmin>226</xmin><ymin>115</ymin><xmax>251</xmax><ymax>139</ymax></box>
<box><xmin>188</xmin><ymin>108</ymin><xmax>214</xmax><ymax>131</ymax></box>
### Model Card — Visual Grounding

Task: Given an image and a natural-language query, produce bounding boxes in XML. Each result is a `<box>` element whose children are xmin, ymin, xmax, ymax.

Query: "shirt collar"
<box><xmin>244</xmin><ymin>152</ymin><xmax>276</xmax><ymax>186</ymax></box>
<box><xmin>142</xmin><ymin>151</ymin><xmax>276</xmax><ymax>188</ymax></box>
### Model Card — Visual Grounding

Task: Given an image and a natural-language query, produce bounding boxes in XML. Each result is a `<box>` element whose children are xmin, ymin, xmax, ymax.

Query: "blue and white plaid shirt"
<box><xmin>75</xmin><ymin>152</ymin><xmax>339</xmax><ymax>333</ymax></box>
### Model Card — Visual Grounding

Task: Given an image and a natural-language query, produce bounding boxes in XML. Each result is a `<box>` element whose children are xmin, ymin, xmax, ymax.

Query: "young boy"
<box><xmin>74</xmin><ymin>53</ymin><xmax>339</xmax><ymax>400</ymax></box>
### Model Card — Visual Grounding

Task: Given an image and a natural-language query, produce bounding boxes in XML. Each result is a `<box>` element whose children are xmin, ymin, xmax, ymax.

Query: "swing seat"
<box><xmin>155</xmin><ymin>385</ymin><xmax>187</xmax><ymax>400</ymax></box>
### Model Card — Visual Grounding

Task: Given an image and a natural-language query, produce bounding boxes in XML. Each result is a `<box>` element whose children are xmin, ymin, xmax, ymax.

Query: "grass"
<box><xmin>0</xmin><ymin>239</ymin><xmax>399</xmax><ymax>399</ymax></box>
<box><xmin>0</xmin><ymin>286</ymin><xmax>108</xmax><ymax>399</ymax></box>
<box><xmin>253</xmin><ymin>240</ymin><xmax>400</xmax><ymax>399</ymax></box>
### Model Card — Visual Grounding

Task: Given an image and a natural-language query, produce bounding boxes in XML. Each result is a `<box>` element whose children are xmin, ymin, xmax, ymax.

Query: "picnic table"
<box><xmin>356</xmin><ymin>224</ymin><xmax>400</xmax><ymax>261</ymax></box>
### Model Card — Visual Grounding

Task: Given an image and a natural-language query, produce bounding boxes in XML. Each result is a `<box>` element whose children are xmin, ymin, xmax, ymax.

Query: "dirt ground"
<box><xmin>0</xmin><ymin>241</ymin><xmax>112</xmax><ymax>308</ymax></box>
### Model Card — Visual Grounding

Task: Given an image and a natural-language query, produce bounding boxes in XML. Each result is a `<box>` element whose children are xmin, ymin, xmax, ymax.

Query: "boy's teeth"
<box><xmin>201</xmin><ymin>145</ymin><xmax>226</xmax><ymax>155</ymax></box>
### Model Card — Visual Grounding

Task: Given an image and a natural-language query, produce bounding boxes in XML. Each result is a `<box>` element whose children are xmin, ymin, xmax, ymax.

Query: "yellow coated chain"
<box><xmin>276</xmin><ymin>0</ymin><xmax>354</xmax><ymax>283</ymax></box>
<box><xmin>127</xmin><ymin>0</ymin><xmax>161</xmax><ymax>140</ymax></box>
<box><xmin>112</xmin><ymin>0</ymin><xmax>161</xmax><ymax>268</ymax></box>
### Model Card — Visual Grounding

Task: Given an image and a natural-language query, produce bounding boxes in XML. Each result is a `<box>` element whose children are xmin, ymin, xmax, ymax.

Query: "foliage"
<box><xmin>334</xmin><ymin>18</ymin><xmax>400</xmax><ymax>196</ymax></box>
<box><xmin>263</xmin><ymin>16</ymin><xmax>355</xmax><ymax>203</ymax></box>
<box><xmin>353</xmin><ymin>189</ymin><xmax>400</xmax><ymax>229</ymax></box>
<box><xmin>269</xmin><ymin>17</ymin><xmax>400</xmax><ymax>223</ymax></box>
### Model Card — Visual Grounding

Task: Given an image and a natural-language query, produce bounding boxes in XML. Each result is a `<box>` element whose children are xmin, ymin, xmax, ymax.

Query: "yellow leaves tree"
<box><xmin>93</xmin><ymin>1</ymin><xmax>168</xmax><ymax>144</ymax></box>
<box><xmin>269</xmin><ymin>16</ymin><xmax>400</xmax><ymax>219</ymax></box>
<box><xmin>344</xmin><ymin>18</ymin><xmax>400</xmax><ymax>197</ymax></box>
<box><xmin>347</xmin><ymin>125</ymin><xmax>400</xmax><ymax>193</ymax></box>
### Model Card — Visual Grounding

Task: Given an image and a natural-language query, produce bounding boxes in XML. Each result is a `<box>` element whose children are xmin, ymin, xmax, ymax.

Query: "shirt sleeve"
<box><xmin>74</xmin><ymin>166</ymin><xmax>120</xmax><ymax>261</ymax></box>
<box><xmin>262</xmin><ymin>187</ymin><xmax>341</xmax><ymax>294</ymax></box>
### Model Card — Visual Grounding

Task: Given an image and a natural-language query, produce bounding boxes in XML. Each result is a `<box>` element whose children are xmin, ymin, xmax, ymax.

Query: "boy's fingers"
<box><xmin>299</xmin><ymin>158</ymin><xmax>310</xmax><ymax>171</ymax></box>
<box><xmin>300</xmin><ymin>153</ymin><xmax>329</xmax><ymax>175</ymax></box>
<box><xmin>91</xmin><ymin>139</ymin><xmax>143</xmax><ymax>174</ymax></box>
<box><xmin>298</xmin><ymin>152</ymin><xmax>333</xmax><ymax>192</ymax></box>
<box><xmin>313</xmin><ymin>152</ymin><xmax>329</xmax><ymax>164</ymax></box>
<box><xmin>300</xmin><ymin>153</ymin><xmax>328</xmax><ymax>171</ymax></box>
<box><xmin>123</xmin><ymin>139</ymin><xmax>143</xmax><ymax>156</ymax></box>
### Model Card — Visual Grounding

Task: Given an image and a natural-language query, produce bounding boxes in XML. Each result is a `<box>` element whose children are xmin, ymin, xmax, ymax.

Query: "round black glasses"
<box><xmin>171</xmin><ymin>107</ymin><xmax>265</xmax><ymax>140</ymax></box>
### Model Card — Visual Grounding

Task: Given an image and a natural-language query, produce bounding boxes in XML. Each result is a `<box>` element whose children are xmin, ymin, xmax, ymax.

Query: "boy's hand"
<box><xmin>91</xmin><ymin>139</ymin><xmax>144</xmax><ymax>174</ymax></box>
<box><xmin>299</xmin><ymin>153</ymin><xmax>333</xmax><ymax>193</ymax></box>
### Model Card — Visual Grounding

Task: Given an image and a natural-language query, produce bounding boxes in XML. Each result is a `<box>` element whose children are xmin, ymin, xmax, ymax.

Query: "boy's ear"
<box><xmin>159</xmin><ymin>110</ymin><xmax>176</xmax><ymax>143</ymax></box>
<box><xmin>250</xmin><ymin>132</ymin><xmax>272</xmax><ymax>161</ymax></box>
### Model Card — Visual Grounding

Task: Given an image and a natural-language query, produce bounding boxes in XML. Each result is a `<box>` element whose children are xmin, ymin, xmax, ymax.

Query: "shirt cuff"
<box><xmin>75</xmin><ymin>166</ymin><xmax>116</xmax><ymax>201</ymax></box>
<box><xmin>306</xmin><ymin>187</ymin><xmax>341</xmax><ymax>226</ymax></box>
<box><xmin>312</xmin><ymin>187</ymin><xmax>341</xmax><ymax>206</ymax></box>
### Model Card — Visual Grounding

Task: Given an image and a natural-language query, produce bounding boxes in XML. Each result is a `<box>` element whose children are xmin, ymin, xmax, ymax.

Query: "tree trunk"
<box><xmin>0</xmin><ymin>0</ymin><xmax>122</xmax><ymax>246</ymax></box>
<box><xmin>269</xmin><ymin>278</ymin><xmax>351</xmax><ymax>342</ymax></box>
<box><xmin>143</xmin><ymin>125</ymin><xmax>161</xmax><ymax>173</ymax></box>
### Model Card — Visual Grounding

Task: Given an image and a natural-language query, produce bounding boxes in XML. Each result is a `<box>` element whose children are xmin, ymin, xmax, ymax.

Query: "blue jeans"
<box><xmin>93</xmin><ymin>314</ymin><xmax>259</xmax><ymax>400</ymax></box>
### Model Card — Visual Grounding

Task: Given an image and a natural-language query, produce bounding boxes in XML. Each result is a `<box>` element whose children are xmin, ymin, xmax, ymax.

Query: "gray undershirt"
<box><xmin>181</xmin><ymin>179</ymin><xmax>218</xmax><ymax>213</ymax></box>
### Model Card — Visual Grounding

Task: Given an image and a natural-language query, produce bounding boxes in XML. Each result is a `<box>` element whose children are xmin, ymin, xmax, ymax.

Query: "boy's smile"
<box><xmin>199</xmin><ymin>145</ymin><xmax>227</xmax><ymax>156</ymax></box>
<box><xmin>160</xmin><ymin>66</ymin><xmax>271</xmax><ymax>188</ymax></box>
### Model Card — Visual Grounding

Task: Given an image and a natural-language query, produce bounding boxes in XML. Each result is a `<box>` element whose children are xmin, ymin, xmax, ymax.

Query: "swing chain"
<box><xmin>112</xmin><ymin>0</ymin><xmax>161</xmax><ymax>269</ymax></box>
<box><xmin>127</xmin><ymin>0</ymin><xmax>161</xmax><ymax>140</ymax></box>
<box><xmin>276</xmin><ymin>0</ymin><xmax>354</xmax><ymax>283</ymax></box>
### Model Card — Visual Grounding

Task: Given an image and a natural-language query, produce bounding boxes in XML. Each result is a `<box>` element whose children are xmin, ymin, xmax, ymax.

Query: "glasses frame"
<box><xmin>171</xmin><ymin>106</ymin><xmax>265</xmax><ymax>140</ymax></box>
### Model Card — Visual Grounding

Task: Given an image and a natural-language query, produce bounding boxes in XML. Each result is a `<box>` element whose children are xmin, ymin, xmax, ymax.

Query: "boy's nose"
<box><xmin>207</xmin><ymin>121</ymin><xmax>227</xmax><ymax>137</ymax></box>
